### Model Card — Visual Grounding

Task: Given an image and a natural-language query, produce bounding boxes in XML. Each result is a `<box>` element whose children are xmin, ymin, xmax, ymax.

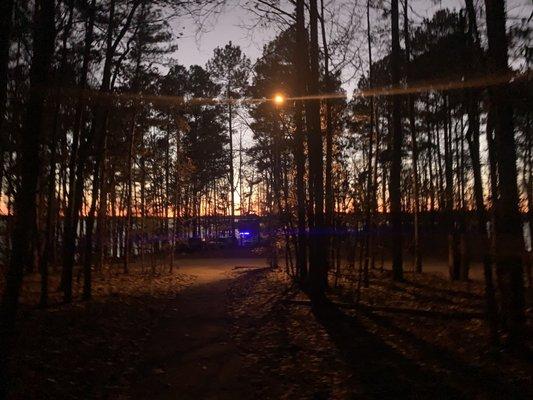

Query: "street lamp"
<box><xmin>273</xmin><ymin>93</ymin><xmax>285</xmax><ymax>106</ymax></box>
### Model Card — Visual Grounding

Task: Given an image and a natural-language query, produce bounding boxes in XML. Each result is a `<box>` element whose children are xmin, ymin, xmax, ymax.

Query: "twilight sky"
<box><xmin>174</xmin><ymin>6</ymin><xmax>274</xmax><ymax>70</ymax></box>
<box><xmin>171</xmin><ymin>0</ymin><xmax>531</xmax><ymax>94</ymax></box>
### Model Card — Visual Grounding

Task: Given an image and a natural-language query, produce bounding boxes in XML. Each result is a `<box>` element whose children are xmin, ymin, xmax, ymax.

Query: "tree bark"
<box><xmin>403</xmin><ymin>0</ymin><xmax>421</xmax><ymax>273</ymax></box>
<box><xmin>228</xmin><ymin>92</ymin><xmax>235</xmax><ymax>240</ymax></box>
<box><xmin>293</xmin><ymin>0</ymin><xmax>308</xmax><ymax>285</ymax></box>
<box><xmin>0</xmin><ymin>0</ymin><xmax>55</xmax><ymax>394</ymax></box>
<box><xmin>124</xmin><ymin>110</ymin><xmax>136</xmax><ymax>274</ymax></box>
<box><xmin>466</xmin><ymin>95</ymin><xmax>499</xmax><ymax>344</ymax></box>
<box><xmin>444</xmin><ymin>97</ymin><xmax>460</xmax><ymax>280</ymax></box>
<box><xmin>307</xmin><ymin>0</ymin><xmax>328</xmax><ymax>297</ymax></box>
<box><xmin>320</xmin><ymin>0</ymin><xmax>334</xmax><ymax>269</ymax></box>
<box><xmin>0</xmin><ymin>0</ymin><xmax>13</xmax><ymax>173</ymax></box>
<box><xmin>83</xmin><ymin>115</ymin><xmax>108</xmax><ymax>300</ymax></box>
<box><xmin>390</xmin><ymin>0</ymin><xmax>404</xmax><ymax>281</ymax></box>
<box><xmin>61</xmin><ymin>0</ymin><xmax>97</xmax><ymax>303</ymax></box>
<box><xmin>363</xmin><ymin>0</ymin><xmax>375</xmax><ymax>286</ymax></box>
<box><xmin>484</xmin><ymin>0</ymin><xmax>526</xmax><ymax>347</ymax></box>
<box><xmin>40</xmin><ymin>0</ymin><xmax>75</xmax><ymax>307</ymax></box>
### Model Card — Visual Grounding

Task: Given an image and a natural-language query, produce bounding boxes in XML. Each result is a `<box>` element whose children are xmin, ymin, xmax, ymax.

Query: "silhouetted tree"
<box><xmin>0</xmin><ymin>0</ymin><xmax>56</xmax><ymax>393</ymax></box>
<box><xmin>484</xmin><ymin>0</ymin><xmax>526</xmax><ymax>347</ymax></box>
<box><xmin>390</xmin><ymin>0</ymin><xmax>404</xmax><ymax>281</ymax></box>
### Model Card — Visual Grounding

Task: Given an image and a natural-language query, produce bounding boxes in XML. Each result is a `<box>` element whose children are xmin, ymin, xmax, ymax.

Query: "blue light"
<box><xmin>239</xmin><ymin>231</ymin><xmax>251</xmax><ymax>236</ymax></box>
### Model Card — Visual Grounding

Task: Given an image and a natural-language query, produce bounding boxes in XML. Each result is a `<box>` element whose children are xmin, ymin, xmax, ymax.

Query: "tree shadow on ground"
<box><xmin>310</xmin><ymin>297</ymin><xmax>530</xmax><ymax>400</ymax></box>
<box><xmin>311</xmin><ymin>298</ymin><xmax>463</xmax><ymax>399</ymax></box>
<box><xmin>374</xmin><ymin>280</ymin><xmax>485</xmax><ymax>308</ymax></box>
<box><xmin>357</xmin><ymin>307</ymin><xmax>531</xmax><ymax>399</ymax></box>
<box><xmin>402</xmin><ymin>279</ymin><xmax>483</xmax><ymax>301</ymax></box>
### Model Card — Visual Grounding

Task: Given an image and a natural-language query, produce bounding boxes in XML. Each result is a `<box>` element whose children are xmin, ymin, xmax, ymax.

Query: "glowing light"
<box><xmin>53</xmin><ymin>71</ymin><xmax>526</xmax><ymax>108</ymax></box>
<box><xmin>274</xmin><ymin>94</ymin><xmax>285</xmax><ymax>105</ymax></box>
<box><xmin>239</xmin><ymin>231</ymin><xmax>251</xmax><ymax>236</ymax></box>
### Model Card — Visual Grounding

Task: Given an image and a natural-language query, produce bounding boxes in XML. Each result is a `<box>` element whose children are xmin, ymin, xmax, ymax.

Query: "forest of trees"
<box><xmin>0</xmin><ymin>0</ymin><xmax>531</xmax><ymax>395</ymax></box>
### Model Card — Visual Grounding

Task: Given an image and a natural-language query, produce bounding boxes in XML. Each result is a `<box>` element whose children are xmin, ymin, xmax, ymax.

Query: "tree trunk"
<box><xmin>466</xmin><ymin>94</ymin><xmax>499</xmax><ymax>344</ymax></box>
<box><xmin>403</xmin><ymin>0</ymin><xmax>421</xmax><ymax>273</ymax></box>
<box><xmin>124</xmin><ymin>110</ymin><xmax>137</xmax><ymax>274</ymax></box>
<box><xmin>83</xmin><ymin>115</ymin><xmax>108</xmax><ymax>300</ymax></box>
<box><xmin>363</xmin><ymin>0</ymin><xmax>375</xmax><ymax>286</ymax></box>
<box><xmin>61</xmin><ymin>0</ymin><xmax>97</xmax><ymax>303</ymax></box>
<box><xmin>390</xmin><ymin>0</ymin><xmax>404</xmax><ymax>281</ymax></box>
<box><xmin>484</xmin><ymin>0</ymin><xmax>526</xmax><ymax>347</ymax></box>
<box><xmin>39</xmin><ymin>101</ymin><xmax>60</xmax><ymax>309</ymax></box>
<box><xmin>228</xmin><ymin>93</ymin><xmax>235</xmax><ymax>240</ymax></box>
<box><xmin>444</xmin><ymin>97</ymin><xmax>460</xmax><ymax>280</ymax></box>
<box><xmin>0</xmin><ymin>0</ymin><xmax>55</xmax><ymax>394</ymax></box>
<box><xmin>0</xmin><ymin>0</ymin><xmax>13</xmax><ymax>176</ymax></box>
<box><xmin>307</xmin><ymin>0</ymin><xmax>327</xmax><ymax>297</ymax></box>
<box><xmin>293</xmin><ymin>0</ymin><xmax>308</xmax><ymax>286</ymax></box>
<box><xmin>95</xmin><ymin>161</ymin><xmax>107</xmax><ymax>272</ymax></box>
<box><xmin>320</xmin><ymin>0</ymin><xmax>334</xmax><ymax>269</ymax></box>
<box><xmin>40</xmin><ymin>0</ymin><xmax>75</xmax><ymax>307</ymax></box>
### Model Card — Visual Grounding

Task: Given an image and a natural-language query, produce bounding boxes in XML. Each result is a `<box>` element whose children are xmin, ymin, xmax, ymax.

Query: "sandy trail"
<box><xmin>128</xmin><ymin>258</ymin><xmax>266</xmax><ymax>400</ymax></box>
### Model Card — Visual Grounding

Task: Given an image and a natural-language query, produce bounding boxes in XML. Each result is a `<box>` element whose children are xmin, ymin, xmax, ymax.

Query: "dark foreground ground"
<box><xmin>4</xmin><ymin>254</ymin><xmax>533</xmax><ymax>399</ymax></box>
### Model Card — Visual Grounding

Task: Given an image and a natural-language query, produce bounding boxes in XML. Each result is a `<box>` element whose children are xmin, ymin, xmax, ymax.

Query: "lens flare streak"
<box><xmin>53</xmin><ymin>71</ymin><xmax>529</xmax><ymax>108</ymax></box>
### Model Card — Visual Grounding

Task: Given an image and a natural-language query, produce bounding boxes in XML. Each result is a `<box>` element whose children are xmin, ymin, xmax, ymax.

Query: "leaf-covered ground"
<box><xmin>229</xmin><ymin>269</ymin><xmax>533</xmax><ymax>399</ymax></box>
<box><xmin>8</xmin><ymin>265</ymin><xmax>195</xmax><ymax>399</ymax></box>
<box><xmin>4</xmin><ymin>259</ymin><xmax>533</xmax><ymax>399</ymax></box>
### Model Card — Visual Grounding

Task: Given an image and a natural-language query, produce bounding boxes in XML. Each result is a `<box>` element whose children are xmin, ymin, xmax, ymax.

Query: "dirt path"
<box><xmin>126</xmin><ymin>261</ymin><xmax>532</xmax><ymax>400</ymax></box>
<box><xmin>128</xmin><ymin>259</ymin><xmax>266</xmax><ymax>400</ymax></box>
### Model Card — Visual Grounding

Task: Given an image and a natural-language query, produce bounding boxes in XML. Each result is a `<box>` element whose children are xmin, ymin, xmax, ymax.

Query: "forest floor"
<box><xmin>4</xmin><ymin>253</ymin><xmax>533</xmax><ymax>399</ymax></box>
